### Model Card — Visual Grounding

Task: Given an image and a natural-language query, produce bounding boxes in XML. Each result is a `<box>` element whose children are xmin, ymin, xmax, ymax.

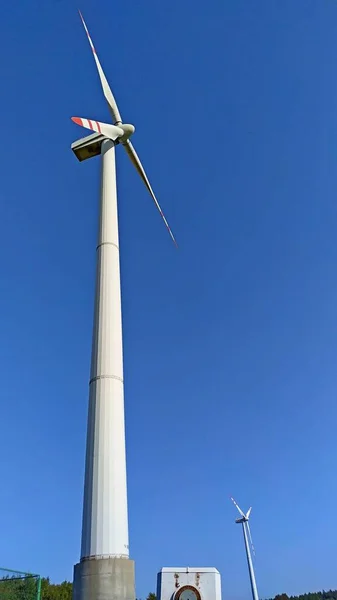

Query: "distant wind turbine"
<box><xmin>231</xmin><ymin>497</ymin><xmax>259</xmax><ymax>600</ymax></box>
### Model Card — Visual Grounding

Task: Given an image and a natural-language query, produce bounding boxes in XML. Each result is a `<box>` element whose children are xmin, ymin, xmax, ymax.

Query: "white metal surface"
<box><xmin>246</xmin><ymin>520</ymin><xmax>255</xmax><ymax>555</ymax></box>
<box><xmin>157</xmin><ymin>568</ymin><xmax>221</xmax><ymax>600</ymax></box>
<box><xmin>242</xmin><ymin>522</ymin><xmax>259</xmax><ymax>600</ymax></box>
<box><xmin>81</xmin><ymin>139</ymin><xmax>129</xmax><ymax>560</ymax></box>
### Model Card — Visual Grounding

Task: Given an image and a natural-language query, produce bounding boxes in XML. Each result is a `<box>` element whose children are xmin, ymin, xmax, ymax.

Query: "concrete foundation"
<box><xmin>73</xmin><ymin>557</ymin><xmax>135</xmax><ymax>600</ymax></box>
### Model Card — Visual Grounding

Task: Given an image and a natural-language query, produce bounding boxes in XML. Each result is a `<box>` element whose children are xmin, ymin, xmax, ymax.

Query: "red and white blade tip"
<box><xmin>72</xmin><ymin>116</ymin><xmax>102</xmax><ymax>133</ymax></box>
<box><xmin>71</xmin><ymin>117</ymin><xmax>123</xmax><ymax>141</ymax></box>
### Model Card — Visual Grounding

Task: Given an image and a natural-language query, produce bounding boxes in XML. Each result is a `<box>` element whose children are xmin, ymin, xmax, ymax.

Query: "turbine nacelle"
<box><xmin>231</xmin><ymin>497</ymin><xmax>252</xmax><ymax>522</ymax></box>
<box><xmin>235</xmin><ymin>508</ymin><xmax>251</xmax><ymax>523</ymax></box>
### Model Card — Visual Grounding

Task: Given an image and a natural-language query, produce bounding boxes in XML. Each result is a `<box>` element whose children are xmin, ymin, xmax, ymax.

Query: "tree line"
<box><xmin>2</xmin><ymin>575</ymin><xmax>337</xmax><ymax>600</ymax></box>
<box><xmin>273</xmin><ymin>593</ymin><xmax>337</xmax><ymax>600</ymax></box>
<box><xmin>0</xmin><ymin>577</ymin><xmax>154</xmax><ymax>600</ymax></box>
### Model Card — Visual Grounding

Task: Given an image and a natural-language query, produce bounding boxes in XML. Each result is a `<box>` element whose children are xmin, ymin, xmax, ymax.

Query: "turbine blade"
<box><xmin>246</xmin><ymin>522</ymin><xmax>255</xmax><ymax>556</ymax></box>
<box><xmin>123</xmin><ymin>140</ymin><xmax>177</xmax><ymax>247</ymax></box>
<box><xmin>230</xmin><ymin>497</ymin><xmax>245</xmax><ymax>518</ymax></box>
<box><xmin>246</xmin><ymin>507</ymin><xmax>252</xmax><ymax>519</ymax></box>
<box><xmin>78</xmin><ymin>11</ymin><xmax>122</xmax><ymax>125</ymax></box>
<box><xmin>71</xmin><ymin>117</ymin><xmax>123</xmax><ymax>141</ymax></box>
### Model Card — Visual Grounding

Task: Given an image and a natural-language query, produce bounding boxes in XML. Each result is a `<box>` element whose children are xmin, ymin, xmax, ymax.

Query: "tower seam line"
<box><xmin>96</xmin><ymin>241</ymin><xmax>119</xmax><ymax>251</ymax></box>
<box><xmin>89</xmin><ymin>374</ymin><xmax>124</xmax><ymax>384</ymax></box>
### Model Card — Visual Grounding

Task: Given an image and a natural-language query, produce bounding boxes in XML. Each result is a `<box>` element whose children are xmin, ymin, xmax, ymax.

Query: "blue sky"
<box><xmin>1</xmin><ymin>0</ymin><xmax>337</xmax><ymax>598</ymax></box>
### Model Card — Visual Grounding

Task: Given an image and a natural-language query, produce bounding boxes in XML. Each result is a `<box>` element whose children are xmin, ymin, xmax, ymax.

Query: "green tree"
<box><xmin>0</xmin><ymin>575</ymin><xmax>39</xmax><ymax>600</ymax></box>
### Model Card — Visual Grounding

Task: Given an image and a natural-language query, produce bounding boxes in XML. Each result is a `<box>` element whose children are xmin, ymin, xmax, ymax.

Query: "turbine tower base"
<box><xmin>73</xmin><ymin>557</ymin><xmax>135</xmax><ymax>600</ymax></box>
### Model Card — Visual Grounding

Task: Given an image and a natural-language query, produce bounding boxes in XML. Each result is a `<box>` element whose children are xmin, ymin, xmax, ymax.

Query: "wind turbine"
<box><xmin>231</xmin><ymin>497</ymin><xmax>259</xmax><ymax>600</ymax></box>
<box><xmin>70</xmin><ymin>12</ymin><xmax>176</xmax><ymax>600</ymax></box>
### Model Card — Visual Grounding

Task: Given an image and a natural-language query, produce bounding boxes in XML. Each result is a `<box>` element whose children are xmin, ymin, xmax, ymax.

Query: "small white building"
<box><xmin>157</xmin><ymin>567</ymin><xmax>221</xmax><ymax>600</ymax></box>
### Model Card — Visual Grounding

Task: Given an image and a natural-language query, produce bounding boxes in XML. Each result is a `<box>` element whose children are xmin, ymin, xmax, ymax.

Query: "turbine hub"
<box><xmin>117</xmin><ymin>123</ymin><xmax>135</xmax><ymax>143</ymax></box>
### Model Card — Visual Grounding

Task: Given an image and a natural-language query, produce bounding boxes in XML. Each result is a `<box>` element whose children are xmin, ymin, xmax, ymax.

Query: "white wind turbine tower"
<box><xmin>231</xmin><ymin>497</ymin><xmax>259</xmax><ymax>600</ymax></box>
<box><xmin>70</xmin><ymin>11</ymin><xmax>176</xmax><ymax>600</ymax></box>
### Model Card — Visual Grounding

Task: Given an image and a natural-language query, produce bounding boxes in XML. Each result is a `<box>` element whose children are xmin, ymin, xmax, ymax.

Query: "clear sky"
<box><xmin>1</xmin><ymin>0</ymin><xmax>337</xmax><ymax>598</ymax></box>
